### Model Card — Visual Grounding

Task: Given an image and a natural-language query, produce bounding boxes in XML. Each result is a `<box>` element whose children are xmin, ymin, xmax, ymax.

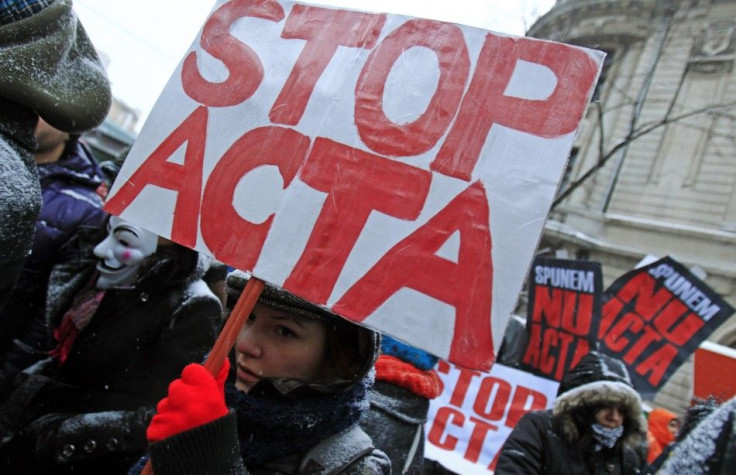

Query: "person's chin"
<box><xmin>236</xmin><ymin>365</ymin><xmax>262</xmax><ymax>392</ymax></box>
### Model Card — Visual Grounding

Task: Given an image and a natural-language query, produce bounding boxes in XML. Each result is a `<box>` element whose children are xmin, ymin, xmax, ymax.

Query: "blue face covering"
<box><xmin>591</xmin><ymin>423</ymin><xmax>624</xmax><ymax>450</ymax></box>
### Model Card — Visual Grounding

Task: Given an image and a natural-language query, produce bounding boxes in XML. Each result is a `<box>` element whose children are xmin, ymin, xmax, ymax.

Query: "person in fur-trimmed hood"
<box><xmin>495</xmin><ymin>351</ymin><xmax>647</xmax><ymax>474</ymax></box>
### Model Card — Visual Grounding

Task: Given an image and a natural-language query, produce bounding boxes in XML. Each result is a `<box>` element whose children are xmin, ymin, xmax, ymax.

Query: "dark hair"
<box><xmin>138</xmin><ymin>241</ymin><xmax>200</xmax><ymax>287</ymax></box>
<box><xmin>319</xmin><ymin>317</ymin><xmax>371</xmax><ymax>384</ymax></box>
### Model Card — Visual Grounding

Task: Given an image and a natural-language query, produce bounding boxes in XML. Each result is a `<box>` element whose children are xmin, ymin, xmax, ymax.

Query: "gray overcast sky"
<box><xmin>74</xmin><ymin>0</ymin><xmax>555</xmax><ymax>130</ymax></box>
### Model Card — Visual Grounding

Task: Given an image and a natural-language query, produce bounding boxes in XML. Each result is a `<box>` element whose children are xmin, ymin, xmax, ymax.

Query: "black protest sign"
<box><xmin>520</xmin><ymin>257</ymin><xmax>603</xmax><ymax>381</ymax></box>
<box><xmin>599</xmin><ymin>256</ymin><xmax>734</xmax><ymax>397</ymax></box>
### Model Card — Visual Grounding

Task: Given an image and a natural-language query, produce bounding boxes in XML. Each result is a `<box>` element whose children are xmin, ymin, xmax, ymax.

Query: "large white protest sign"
<box><xmin>425</xmin><ymin>362</ymin><xmax>559</xmax><ymax>472</ymax></box>
<box><xmin>105</xmin><ymin>0</ymin><xmax>604</xmax><ymax>370</ymax></box>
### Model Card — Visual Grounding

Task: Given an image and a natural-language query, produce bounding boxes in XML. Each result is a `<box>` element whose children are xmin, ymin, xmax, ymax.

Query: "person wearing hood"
<box><xmin>658</xmin><ymin>396</ymin><xmax>736</xmax><ymax>475</ymax></box>
<box><xmin>131</xmin><ymin>270</ymin><xmax>391</xmax><ymax>475</ymax></box>
<box><xmin>645</xmin><ymin>407</ymin><xmax>679</xmax><ymax>464</ymax></box>
<box><xmin>0</xmin><ymin>0</ymin><xmax>111</xmax><ymax>311</ymax></box>
<box><xmin>495</xmin><ymin>351</ymin><xmax>647</xmax><ymax>474</ymax></box>
<box><xmin>0</xmin><ymin>118</ymin><xmax>109</xmax><ymax>398</ymax></box>
<box><xmin>0</xmin><ymin>216</ymin><xmax>221</xmax><ymax>474</ymax></box>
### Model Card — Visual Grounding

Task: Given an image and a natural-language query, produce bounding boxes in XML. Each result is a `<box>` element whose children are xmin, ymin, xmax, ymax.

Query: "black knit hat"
<box><xmin>226</xmin><ymin>270</ymin><xmax>338</xmax><ymax>322</ymax></box>
<box><xmin>557</xmin><ymin>351</ymin><xmax>634</xmax><ymax>397</ymax></box>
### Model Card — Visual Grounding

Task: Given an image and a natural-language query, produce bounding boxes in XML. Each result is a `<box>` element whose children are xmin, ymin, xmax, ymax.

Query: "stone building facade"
<box><xmin>527</xmin><ymin>0</ymin><xmax>736</xmax><ymax>410</ymax></box>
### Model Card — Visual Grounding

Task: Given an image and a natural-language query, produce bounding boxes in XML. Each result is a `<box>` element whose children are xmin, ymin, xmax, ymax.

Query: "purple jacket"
<box><xmin>30</xmin><ymin>139</ymin><xmax>108</xmax><ymax>273</ymax></box>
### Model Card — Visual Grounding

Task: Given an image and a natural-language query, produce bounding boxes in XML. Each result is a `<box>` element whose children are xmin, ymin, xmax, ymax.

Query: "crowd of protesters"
<box><xmin>1</xmin><ymin>1</ymin><xmax>735</xmax><ymax>474</ymax></box>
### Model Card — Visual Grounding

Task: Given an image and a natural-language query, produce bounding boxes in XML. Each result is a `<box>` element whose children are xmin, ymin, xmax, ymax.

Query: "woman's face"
<box><xmin>234</xmin><ymin>303</ymin><xmax>327</xmax><ymax>393</ymax></box>
<box><xmin>93</xmin><ymin>216</ymin><xmax>158</xmax><ymax>289</ymax></box>
<box><xmin>595</xmin><ymin>405</ymin><xmax>625</xmax><ymax>428</ymax></box>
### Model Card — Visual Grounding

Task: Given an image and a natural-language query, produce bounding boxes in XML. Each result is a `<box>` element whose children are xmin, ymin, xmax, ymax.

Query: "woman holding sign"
<box><xmin>133</xmin><ymin>271</ymin><xmax>391</xmax><ymax>474</ymax></box>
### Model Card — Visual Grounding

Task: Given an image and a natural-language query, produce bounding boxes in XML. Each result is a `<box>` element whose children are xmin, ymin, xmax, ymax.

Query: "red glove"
<box><xmin>146</xmin><ymin>360</ymin><xmax>230</xmax><ymax>442</ymax></box>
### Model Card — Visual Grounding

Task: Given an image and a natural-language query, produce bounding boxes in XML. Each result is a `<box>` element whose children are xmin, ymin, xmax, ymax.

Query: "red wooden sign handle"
<box><xmin>141</xmin><ymin>276</ymin><xmax>265</xmax><ymax>475</ymax></box>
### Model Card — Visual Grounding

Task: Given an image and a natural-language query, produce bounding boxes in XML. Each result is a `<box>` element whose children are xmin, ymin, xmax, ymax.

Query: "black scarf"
<box><xmin>224</xmin><ymin>372</ymin><xmax>373</xmax><ymax>467</ymax></box>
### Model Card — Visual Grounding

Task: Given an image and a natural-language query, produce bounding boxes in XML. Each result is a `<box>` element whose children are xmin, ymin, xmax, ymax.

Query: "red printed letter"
<box><xmin>466</xmin><ymin>417</ymin><xmax>498</xmax><ymax>463</ymax></box>
<box><xmin>182</xmin><ymin>0</ymin><xmax>285</xmax><ymax>107</ymax></box>
<box><xmin>603</xmin><ymin>273</ymin><xmax>673</xmax><ymax>330</ymax></box>
<box><xmin>427</xmin><ymin>407</ymin><xmax>464</xmax><ymax>450</ymax></box>
<box><xmin>334</xmin><ymin>181</ymin><xmax>494</xmax><ymax>370</ymax></box>
<box><xmin>539</xmin><ymin>328</ymin><xmax>558</xmax><ymax>375</ymax></box>
<box><xmin>561</xmin><ymin>291</ymin><xmax>592</xmax><ymax>336</ymax></box>
<box><xmin>473</xmin><ymin>377</ymin><xmax>511</xmax><ymax>421</ymax></box>
<box><xmin>449</xmin><ymin>367</ymin><xmax>481</xmax><ymax>407</ymax></box>
<box><xmin>270</xmin><ymin>5</ymin><xmax>385</xmax><ymax>125</ymax></box>
<box><xmin>635</xmin><ymin>343</ymin><xmax>678</xmax><ymax>387</ymax></box>
<box><xmin>622</xmin><ymin>325</ymin><xmax>662</xmax><ymax>365</ymax></box>
<box><xmin>355</xmin><ymin>19</ymin><xmax>470</xmax><ymax>157</ymax></box>
<box><xmin>506</xmin><ymin>386</ymin><xmax>548</xmax><ymax>428</ymax></box>
<box><xmin>283</xmin><ymin>138</ymin><xmax>431</xmax><ymax>304</ymax></box>
<box><xmin>653</xmin><ymin>302</ymin><xmax>705</xmax><ymax>346</ymax></box>
<box><xmin>200</xmin><ymin>126</ymin><xmax>310</xmax><ymax>270</ymax></box>
<box><xmin>603</xmin><ymin>312</ymin><xmax>644</xmax><ymax>353</ymax></box>
<box><xmin>532</xmin><ymin>286</ymin><xmax>562</xmax><ymax>327</ymax></box>
<box><xmin>432</xmin><ymin>33</ymin><xmax>599</xmax><ymax>180</ymax></box>
<box><xmin>553</xmin><ymin>332</ymin><xmax>575</xmax><ymax>381</ymax></box>
<box><xmin>521</xmin><ymin>323</ymin><xmax>542</xmax><ymax>369</ymax></box>
<box><xmin>104</xmin><ymin>106</ymin><xmax>208</xmax><ymax>248</ymax></box>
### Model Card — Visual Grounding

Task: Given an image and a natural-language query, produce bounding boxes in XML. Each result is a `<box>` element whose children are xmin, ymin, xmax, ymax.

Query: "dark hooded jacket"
<box><xmin>495</xmin><ymin>351</ymin><xmax>647</xmax><ymax>474</ymax></box>
<box><xmin>0</xmin><ymin>138</ymin><xmax>108</xmax><ymax>395</ymax></box>
<box><xmin>0</xmin><ymin>0</ymin><xmax>111</xmax><ymax>310</ymax></box>
<box><xmin>0</xmin><ymin>246</ymin><xmax>221</xmax><ymax>474</ymax></box>
<box><xmin>139</xmin><ymin>271</ymin><xmax>391</xmax><ymax>475</ymax></box>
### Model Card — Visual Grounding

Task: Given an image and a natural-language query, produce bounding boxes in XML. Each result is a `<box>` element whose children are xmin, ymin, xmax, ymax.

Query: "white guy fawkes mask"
<box><xmin>93</xmin><ymin>216</ymin><xmax>158</xmax><ymax>289</ymax></box>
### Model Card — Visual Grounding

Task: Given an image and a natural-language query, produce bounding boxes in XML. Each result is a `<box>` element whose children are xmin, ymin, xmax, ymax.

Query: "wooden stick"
<box><xmin>141</xmin><ymin>276</ymin><xmax>265</xmax><ymax>475</ymax></box>
<box><xmin>204</xmin><ymin>276</ymin><xmax>264</xmax><ymax>373</ymax></box>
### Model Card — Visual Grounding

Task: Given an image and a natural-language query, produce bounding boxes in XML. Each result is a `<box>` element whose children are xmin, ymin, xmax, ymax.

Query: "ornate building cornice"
<box><xmin>528</xmin><ymin>0</ymin><xmax>663</xmax><ymax>47</ymax></box>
